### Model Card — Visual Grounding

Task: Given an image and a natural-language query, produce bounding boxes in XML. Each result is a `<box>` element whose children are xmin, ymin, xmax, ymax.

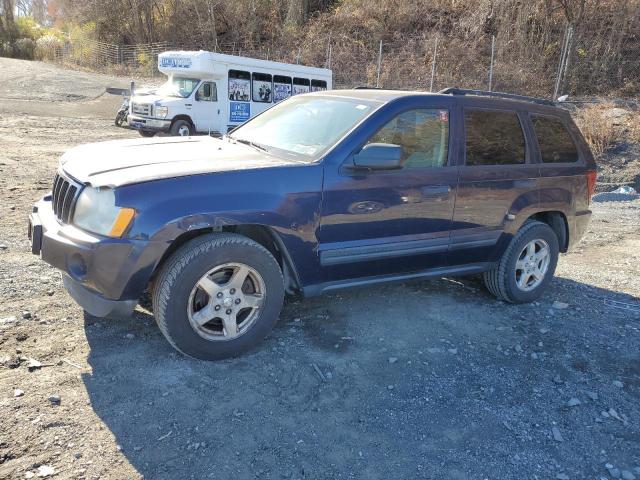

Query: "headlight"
<box><xmin>155</xmin><ymin>106</ymin><xmax>168</xmax><ymax>119</ymax></box>
<box><xmin>73</xmin><ymin>187</ymin><xmax>135</xmax><ymax>237</ymax></box>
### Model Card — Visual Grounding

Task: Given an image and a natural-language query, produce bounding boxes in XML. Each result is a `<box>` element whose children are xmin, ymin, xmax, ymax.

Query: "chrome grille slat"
<box><xmin>51</xmin><ymin>173</ymin><xmax>82</xmax><ymax>224</ymax></box>
<box><xmin>131</xmin><ymin>102</ymin><xmax>152</xmax><ymax>117</ymax></box>
<box><xmin>61</xmin><ymin>185</ymin><xmax>77</xmax><ymax>223</ymax></box>
<box><xmin>56</xmin><ymin>182</ymin><xmax>68</xmax><ymax>217</ymax></box>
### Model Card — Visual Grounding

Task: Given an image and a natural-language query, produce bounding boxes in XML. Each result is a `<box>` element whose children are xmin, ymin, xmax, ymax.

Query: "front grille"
<box><xmin>51</xmin><ymin>174</ymin><xmax>81</xmax><ymax>223</ymax></box>
<box><xmin>131</xmin><ymin>102</ymin><xmax>152</xmax><ymax>117</ymax></box>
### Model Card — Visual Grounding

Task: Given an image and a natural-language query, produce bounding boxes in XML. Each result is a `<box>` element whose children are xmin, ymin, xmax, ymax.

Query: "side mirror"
<box><xmin>203</xmin><ymin>83</ymin><xmax>211</xmax><ymax>98</ymax></box>
<box><xmin>352</xmin><ymin>143</ymin><xmax>403</xmax><ymax>170</ymax></box>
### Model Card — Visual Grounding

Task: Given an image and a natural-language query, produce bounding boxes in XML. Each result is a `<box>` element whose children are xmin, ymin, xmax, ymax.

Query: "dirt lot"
<box><xmin>0</xmin><ymin>58</ymin><xmax>639</xmax><ymax>480</ymax></box>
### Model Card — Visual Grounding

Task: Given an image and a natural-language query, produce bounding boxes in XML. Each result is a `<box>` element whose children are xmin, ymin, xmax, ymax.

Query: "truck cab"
<box><xmin>127</xmin><ymin>50</ymin><xmax>332</xmax><ymax>137</ymax></box>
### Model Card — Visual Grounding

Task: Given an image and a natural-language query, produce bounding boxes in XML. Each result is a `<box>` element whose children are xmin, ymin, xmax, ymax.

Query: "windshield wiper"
<box><xmin>233</xmin><ymin>138</ymin><xmax>270</xmax><ymax>153</ymax></box>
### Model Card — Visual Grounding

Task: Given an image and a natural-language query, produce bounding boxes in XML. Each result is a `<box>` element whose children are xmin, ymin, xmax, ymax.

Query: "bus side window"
<box><xmin>293</xmin><ymin>77</ymin><xmax>310</xmax><ymax>95</ymax></box>
<box><xmin>252</xmin><ymin>72</ymin><xmax>272</xmax><ymax>103</ymax></box>
<box><xmin>273</xmin><ymin>75</ymin><xmax>292</xmax><ymax>103</ymax></box>
<box><xmin>228</xmin><ymin>70</ymin><xmax>251</xmax><ymax>102</ymax></box>
<box><xmin>311</xmin><ymin>79</ymin><xmax>327</xmax><ymax>92</ymax></box>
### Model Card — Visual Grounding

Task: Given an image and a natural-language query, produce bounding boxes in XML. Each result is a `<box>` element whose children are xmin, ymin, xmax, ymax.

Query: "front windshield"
<box><xmin>229</xmin><ymin>95</ymin><xmax>379</xmax><ymax>161</ymax></box>
<box><xmin>156</xmin><ymin>76</ymin><xmax>199</xmax><ymax>98</ymax></box>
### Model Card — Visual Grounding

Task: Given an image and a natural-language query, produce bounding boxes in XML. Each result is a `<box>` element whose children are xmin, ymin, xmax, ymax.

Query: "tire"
<box><xmin>170</xmin><ymin>119</ymin><xmax>194</xmax><ymax>137</ymax></box>
<box><xmin>152</xmin><ymin>233</ymin><xmax>284</xmax><ymax>360</ymax></box>
<box><xmin>138</xmin><ymin>130</ymin><xmax>156</xmax><ymax>137</ymax></box>
<box><xmin>114</xmin><ymin>111</ymin><xmax>126</xmax><ymax>127</ymax></box>
<box><xmin>483</xmin><ymin>221</ymin><xmax>559</xmax><ymax>304</ymax></box>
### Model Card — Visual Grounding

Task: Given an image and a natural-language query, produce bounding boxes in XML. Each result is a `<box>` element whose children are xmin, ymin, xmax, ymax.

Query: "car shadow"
<box><xmin>82</xmin><ymin>276</ymin><xmax>639</xmax><ymax>479</ymax></box>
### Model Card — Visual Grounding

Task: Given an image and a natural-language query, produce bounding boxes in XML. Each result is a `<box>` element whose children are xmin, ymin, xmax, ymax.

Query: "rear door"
<box><xmin>449</xmin><ymin>103</ymin><xmax>540</xmax><ymax>266</ymax></box>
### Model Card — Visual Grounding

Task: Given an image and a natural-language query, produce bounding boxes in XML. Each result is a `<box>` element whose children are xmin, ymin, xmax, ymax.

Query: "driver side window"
<box><xmin>196</xmin><ymin>82</ymin><xmax>217</xmax><ymax>102</ymax></box>
<box><xmin>367</xmin><ymin>109</ymin><xmax>449</xmax><ymax>168</ymax></box>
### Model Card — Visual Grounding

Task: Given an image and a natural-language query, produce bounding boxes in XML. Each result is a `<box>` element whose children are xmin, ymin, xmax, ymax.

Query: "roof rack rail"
<box><xmin>438</xmin><ymin>87</ymin><xmax>554</xmax><ymax>106</ymax></box>
<box><xmin>354</xmin><ymin>86</ymin><xmax>382</xmax><ymax>89</ymax></box>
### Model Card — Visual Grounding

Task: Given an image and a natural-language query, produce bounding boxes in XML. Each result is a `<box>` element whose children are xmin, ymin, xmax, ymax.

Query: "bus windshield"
<box><xmin>228</xmin><ymin>95</ymin><xmax>379</xmax><ymax>161</ymax></box>
<box><xmin>156</xmin><ymin>77</ymin><xmax>200</xmax><ymax>98</ymax></box>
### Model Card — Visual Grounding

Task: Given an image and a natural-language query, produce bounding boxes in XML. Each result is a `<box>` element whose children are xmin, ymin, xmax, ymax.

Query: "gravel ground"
<box><xmin>0</xmin><ymin>58</ymin><xmax>639</xmax><ymax>480</ymax></box>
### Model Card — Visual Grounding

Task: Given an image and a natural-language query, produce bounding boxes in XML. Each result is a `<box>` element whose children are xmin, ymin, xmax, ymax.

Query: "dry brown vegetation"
<box><xmin>574</xmin><ymin>103</ymin><xmax>640</xmax><ymax>158</ymax></box>
<box><xmin>3</xmin><ymin>0</ymin><xmax>636</xmax><ymax>97</ymax></box>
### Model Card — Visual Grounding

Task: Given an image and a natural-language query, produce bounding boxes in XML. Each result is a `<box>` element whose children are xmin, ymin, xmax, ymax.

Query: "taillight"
<box><xmin>586</xmin><ymin>170</ymin><xmax>597</xmax><ymax>204</ymax></box>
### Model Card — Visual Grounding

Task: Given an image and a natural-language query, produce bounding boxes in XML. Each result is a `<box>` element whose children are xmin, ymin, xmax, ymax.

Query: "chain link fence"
<box><xmin>46</xmin><ymin>30</ymin><xmax>640</xmax><ymax>100</ymax></box>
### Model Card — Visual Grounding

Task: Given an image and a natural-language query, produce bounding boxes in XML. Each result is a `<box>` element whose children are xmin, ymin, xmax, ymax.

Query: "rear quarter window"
<box><xmin>464</xmin><ymin>110</ymin><xmax>526</xmax><ymax>166</ymax></box>
<box><xmin>531</xmin><ymin>115</ymin><xmax>580</xmax><ymax>163</ymax></box>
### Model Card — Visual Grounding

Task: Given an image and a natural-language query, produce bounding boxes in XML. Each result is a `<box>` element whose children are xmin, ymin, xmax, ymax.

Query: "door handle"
<box><xmin>421</xmin><ymin>185</ymin><xmax>451</xmax><ymax>198</ymax></box>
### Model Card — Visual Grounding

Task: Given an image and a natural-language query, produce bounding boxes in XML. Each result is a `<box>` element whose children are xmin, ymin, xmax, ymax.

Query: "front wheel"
<box><xmin>138</xmin><ymin>130</ymin><xmax>156</xmax><ymax>137</ymax></box>
<box><xmin>170</xmin><ymin>119</ymin><xmax>194</xmax><ymax>137</ymax></box>
<box><xmin>152</xmin><ymin>233</ymin><xmax>284</xmax><ymax>360</ymax></box>
<box><xmin>483</xmin><ymin>221</ymin><xmax>559</xmax><ymax>303</ymax></box>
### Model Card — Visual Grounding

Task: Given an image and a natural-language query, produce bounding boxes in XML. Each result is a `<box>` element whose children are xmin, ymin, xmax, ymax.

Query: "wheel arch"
<box><xmin>525</xmin><ymin>211</ymin><xmax>569</xmax><ymax>252</ymax></box>
<box><xmin>149</xmin><ymin>224</ymin><xmax>302</xmax><ymax>295</ymax></box>
<box><xmin>170</xmin><ymin>115</ymin><xmax>195</xmax><ymax>129</ymax></box>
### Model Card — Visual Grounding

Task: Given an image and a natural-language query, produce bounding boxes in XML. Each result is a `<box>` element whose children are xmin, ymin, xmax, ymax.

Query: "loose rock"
<box><xmin>36</xmin><ymin>465</ymin><xmax>55</xmax><ymax>477</ymax></box>
<box><xmin>388</xmin><ymin>357</ymin><xmax>398</xmax><ymax>364</ymax></box>
<box><xmin>14</xmin><ymin>388</ymin><xmax>24</xmax><ymax>397</ymax></box>
<box><xmin>552</xmin><ymin>301</ymin><xmax>569</xmax><ymax>309</ymax></box>
<box><xmin>567</xmin><ymin>397</ymin><xmax>581</xmax><ymax>407</ymax></box>
<box><xmin>551</xmin><ymin>426</ymin><xmax>563</xmax><ymax>442</ymax></box>
<box><xmin>621</xmin><ymin>471</ymin><xmax>636</xmax><ymax>480</ymax></box>
<box><xmin>613</xmin><ymin>380</ymin><xmax>624</xmax><ymax>388</ymax></box>
<box><xmin>48</xmin><ymin>394</ymin><xmax>61</xmax><ymax>406</ymax></box>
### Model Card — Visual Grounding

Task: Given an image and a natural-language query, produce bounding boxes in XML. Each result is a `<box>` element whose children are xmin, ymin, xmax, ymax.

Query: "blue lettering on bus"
<box><xmin>230</xmin><ymin>102</ymin><xmax>250</xmax><ymax>122</ymax></box>
<box><xmin>159</xmin><ymin>57</ymin><xmax>192</xmax><ymax>69</ymax></box>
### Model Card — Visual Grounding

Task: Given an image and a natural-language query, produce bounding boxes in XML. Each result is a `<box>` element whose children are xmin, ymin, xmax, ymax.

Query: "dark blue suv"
<box><xmin>28</xmin><ymin>88</ymin><xmax>597</xmax><ymax>359</ymax></box>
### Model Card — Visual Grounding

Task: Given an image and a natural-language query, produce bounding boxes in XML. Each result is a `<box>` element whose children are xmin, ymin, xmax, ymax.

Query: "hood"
<box><xmin>59</xmin><ymin>136</ymin><xmax>301</xmax><ymax>188</ymax></box>
<box><xmin>130</xmin><ymin>93</ymin><xmax>180</xmax><ymax>106</ymax></box>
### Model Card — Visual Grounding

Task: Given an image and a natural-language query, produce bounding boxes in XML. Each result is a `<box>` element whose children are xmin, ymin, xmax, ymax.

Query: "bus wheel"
<box><xmin>171</xmin><ymin>120</ymin><xmax>194</xmax><ymax>137</ymax></box>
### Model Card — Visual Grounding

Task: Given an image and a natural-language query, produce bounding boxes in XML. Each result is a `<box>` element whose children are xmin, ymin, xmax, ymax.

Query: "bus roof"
<box><xmin>158</xmin><ymin>50</ymin><xmax>332</xmax><ymax>77</ymax></box>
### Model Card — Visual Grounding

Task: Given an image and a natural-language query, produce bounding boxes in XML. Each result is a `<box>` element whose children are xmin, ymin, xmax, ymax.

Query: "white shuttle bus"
<box><xmin>127</xmin><ymin>50</ymin><xmax>333</xmax><ymax>137</ymax></box>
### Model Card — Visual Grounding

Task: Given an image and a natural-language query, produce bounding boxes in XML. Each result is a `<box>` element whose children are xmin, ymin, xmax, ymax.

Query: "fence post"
<box><xmin>429</xmin><ymin>36</ymin><xmax>438</xmax><ymax>92</ymax></box>
<box><xmin>376</xmin><ymin>40</ymin><xmax>383</xmax><ymax>87</ymax></box>
<box><xmin>327</xmin><ymin>44</ymin><xmax>332</xmax><ymax>70</ymax></box>
<box><xmin>488</xmin><ymin>35</ymin><xmax>495</xmax><ymax>91</ymax></box>
<box><xmin>553</xmin><ymin>25</ymin><xmax>573</xmax><ymax>100</ymax></box>
<box><xmin>297</xmin><ymin>48</ymin><xmax>301</xmax><ymax>65</ymax></box>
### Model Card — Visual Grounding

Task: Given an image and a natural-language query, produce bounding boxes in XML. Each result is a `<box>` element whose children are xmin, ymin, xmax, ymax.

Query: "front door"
<box><xmin>319</xmin><ymin>106</ymin><xmax>458</xmax><ymax>283</ymax></box>
<box><xmin>191</xmin><ymin>81</ymin><xmax>222</xmax><ymax>134</ymax></box>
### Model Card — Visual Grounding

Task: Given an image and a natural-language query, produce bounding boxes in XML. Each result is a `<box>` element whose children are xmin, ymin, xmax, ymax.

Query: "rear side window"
<box><xmin>293</xmin><ymin>78</ymin><xmax>310</xmax><ymax>95</ymax></box>
<box><xmin>228</xmin><ymin>70</ymin><xmax>250</xmax><ymax>101</ymax></box>
<box><xmin>465</xmin><ymin>110</ymin><xmax>526</xmax><ymax>166</ymax></box>
<box><xmin>252</xmin><ymin>72</ymin><xmax>272</xmax><ymax>103</ymax></box>
<box><xmin>367</xmin><ymin>109</ymin><xmax>449</xmax><ymax>168</ymax></box>
<box><xmin>311</xmin><ymin>79</ymin><xmax>327</xmax><ymax>92</ymax></box>
<box><xmin>532</xmin><ymin>115</ymin><xmax>579</xmax><ymax>163</ymax></box>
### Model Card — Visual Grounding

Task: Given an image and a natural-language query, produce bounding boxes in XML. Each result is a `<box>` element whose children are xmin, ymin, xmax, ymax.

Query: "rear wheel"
<box><xmin>152</xmin><ymin>233</ymin><xmax>284</xmax><ymax>360</ymax></box>
<box><xmin>483</xmin><ymin>221</ymin><xmax>559</xmax><ymax>303</ymax></box>
<box><xmin>170</xmin><ymin>119</ymin><xmax>194</xmax><ymax>137</ymax></box>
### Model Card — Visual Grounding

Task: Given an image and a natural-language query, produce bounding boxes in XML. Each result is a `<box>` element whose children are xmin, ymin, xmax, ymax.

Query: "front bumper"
<box><xmin>28</xmin><ymin>196</ymin><xmax>151</xmax><ymax>317</ymax></box>
<box><xmin>127</xmin><ymin>115</ymin><xmax>171</xmax><ymax>133</ymax></box>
